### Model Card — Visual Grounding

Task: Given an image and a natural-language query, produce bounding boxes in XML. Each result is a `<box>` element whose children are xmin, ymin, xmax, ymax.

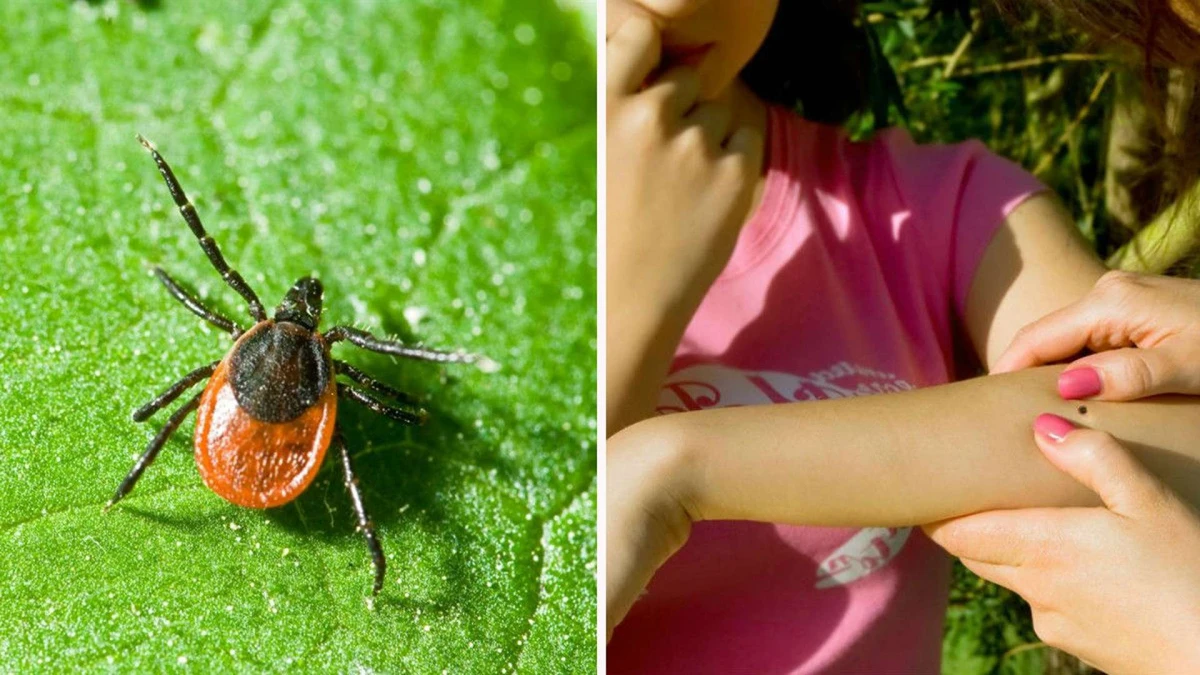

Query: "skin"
<box><xmin>928</xmin><ymin>423</ymin><xmax>1200</xmax><ymax>674</ymax></box>
<box><xmin>607</xmin><ymin>0</ymin><xmax>778</xmax><ymax>101</ymax></box>
<box><xmin>607</xmin><ymin>368</ymin><xmax>1200</xmax><ymax>637</ymax></box>
<box><xmin>605</xmin><ymin>1</ymin><xmax>771</xmax><ymax>435</ymax></box>
<box><xmin>606</xmin><ymin>0</ymin><xmax>1100</xmax><ymax>434</ymax></box>
<box><xmin>605</xmin><ymin>2</ymin><xmax>1200</xmax><ymax>669</ymax></box>
<box><xmin>993</xmin><ymin>270</ymin><xmax>1200</xmax><ymax>399</ymax></box>
<box><xmin>928</xmin><ymin>272</ymin><xmax>1200</xmax><ymax>673</ymax></box>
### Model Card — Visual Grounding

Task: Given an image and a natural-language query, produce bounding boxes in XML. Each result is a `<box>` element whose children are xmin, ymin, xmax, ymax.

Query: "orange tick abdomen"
<box><xmin>194</xmin><ymin>323</ymin><xmax>337</xmax><ymax>509</ymax></box>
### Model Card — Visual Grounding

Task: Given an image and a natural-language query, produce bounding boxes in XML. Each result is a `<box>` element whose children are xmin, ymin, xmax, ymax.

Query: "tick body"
<box><xmin>108</xmin><ymin>135</ymin><xmax>485</xmax><ymax>596</ymax></box>
<box><xmin>195</xmin><ymin>320</ymin><xmax>338</xmax><ymax>509</ymax></box>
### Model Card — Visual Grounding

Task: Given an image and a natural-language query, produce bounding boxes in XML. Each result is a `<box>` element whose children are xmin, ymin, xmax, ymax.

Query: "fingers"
<box><xmin>684</xmin><ymin>102</ymin><xmax>732</xmax><ymax>145</ymax></box>
<box><xmin>1060</xmin><ymin>346</ymin><xmax>1199</xmax><ymax>400</ymax></box>
<box><xmin>995</xmin><ymin>269</ymin><xmax>1200</xmax><ymax>400</ymax></box>
<box><xmin>641</xmin><ymin>66</ymin><xmax>702</xmax><ymax>119</ymax></box>
<box><xmin>924</xmin><ymin>510</ymin><xmax>1060</xmax><ymax>566</ymax></box>
<box><xmin>607</xmin><ymin>14</ymin><xmax>661</xmax><ymax>98</ymax></box>
<box><xmin>992</xmin><ymin>269</ymin><xmax>1170</xmax><ymax>375</ymax></box>
<box><xmin>957</xmin><ymin>556</ymin><xmax>1021</xmax><ymax>593</ymax></box>
<box><xmin>1033</xmin><ymin>421</ymin><xmax>1175</xmax><ymax>517</ymax></box>
<box><xmin>724</xmin><ymin>126</ymin><xmax>764</xmax><ymax>174</ymax></box>
<box><xmin>991</xmin><ymin>299</ymin><xmax>1103</xmax><ymax>374</ymax></box>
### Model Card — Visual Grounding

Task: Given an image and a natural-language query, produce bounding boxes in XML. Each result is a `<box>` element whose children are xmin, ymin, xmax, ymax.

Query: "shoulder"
<box><xmin>769</xmin><ymin>110</ymin><xmax>1042</xmax><ymax>210</ymax></box>
<box><xmin>868</xmin><ymin>128</ymin><xmax>1043</xmax><ymax>213</ymax></box>
<box><xmin>858</xmin><ymin>128</ymin><xmax>1047</xmax><ymax>262</ymax></box>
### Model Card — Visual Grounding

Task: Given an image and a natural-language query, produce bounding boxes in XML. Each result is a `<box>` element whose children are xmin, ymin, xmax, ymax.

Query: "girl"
<box><xmin>606</xmin><ymin>1</ymin><xmax>1200</xmax><ymax>672</ymax></box>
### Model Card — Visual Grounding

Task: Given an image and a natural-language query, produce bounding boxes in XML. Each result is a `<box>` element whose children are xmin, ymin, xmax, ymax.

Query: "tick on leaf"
<box><xmin>107</xmin><ymin>134</ymin><xmax>487</xmax><ymax>596</ymax></box>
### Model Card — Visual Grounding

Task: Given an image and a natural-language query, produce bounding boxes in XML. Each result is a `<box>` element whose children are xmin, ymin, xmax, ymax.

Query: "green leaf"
<box><xmin>0</xmin><ymin>0</ymin><xmax>596</xmax><ymax>672</ymax></box>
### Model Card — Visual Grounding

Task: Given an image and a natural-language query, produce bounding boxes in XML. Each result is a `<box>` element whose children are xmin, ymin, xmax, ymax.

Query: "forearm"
<box><xmin>606</xmin><ymin>291</ymin><xmax>701</xmax><ymax>436</ymax></box>
<box><xmin>628</xmin><ymin>365</ymin><xmax>1200</xmax><ymax>527</ymax></box>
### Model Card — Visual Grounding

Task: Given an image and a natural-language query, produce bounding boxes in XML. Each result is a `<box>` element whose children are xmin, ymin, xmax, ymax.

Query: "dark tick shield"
<box><xmin>107</xmin><ymin>135</ymin><xmax>487</xmax><ymax>596</ymax></box>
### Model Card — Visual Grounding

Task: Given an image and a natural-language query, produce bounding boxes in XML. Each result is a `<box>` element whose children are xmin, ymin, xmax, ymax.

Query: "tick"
<box><xmin>107</xmin><ymin>135</ymin><xmax>484</xmax><ymax>596</ymax></box>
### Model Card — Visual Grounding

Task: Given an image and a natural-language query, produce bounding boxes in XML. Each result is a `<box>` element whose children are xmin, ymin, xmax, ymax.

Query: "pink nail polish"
<box><xmin>1057</xmin><ymin>368</ymin><xmax>1102</xmax><ymax>400</ymax></box>
<box><xmin>1034</xmin><ymin>413</ymin><xmax>1077</xmax><ymax>442</ymax></box>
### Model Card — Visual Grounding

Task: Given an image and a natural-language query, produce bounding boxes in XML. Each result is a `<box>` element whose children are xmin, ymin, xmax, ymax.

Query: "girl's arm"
<box><xmin>605</xmin><ymin>363</ymin><xmax>1200</xmax><ymax>637</ymax></box>
<box><xmin>615</xmin><ymin>191</ymin><xmax>1143</xmax><ymax>527</ymax></box>
<box><xmin>606</xmin><ymin>185</ymin><xmax>1178</xmax><ymax>638</ymax></box>
<box><xmin>618</xmin><ymin>364</ymin><xmax>1200</xmax><ymax>528</ymax></box>
<box><xmin>963</xmin><ymin>191</ymin><xmax>1107</xmax><ymax>369</ymax></box>
<box><xmin>605</xmin><ymin>14</ymin><xmax>765</xmax><ymax>436</ymax></box>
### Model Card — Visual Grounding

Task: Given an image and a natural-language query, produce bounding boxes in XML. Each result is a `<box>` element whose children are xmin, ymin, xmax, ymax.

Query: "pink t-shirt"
<box><xmin>607</xmin><ymin>106</ymin><xmax>1045</xmax><ymax>674</ymax></box>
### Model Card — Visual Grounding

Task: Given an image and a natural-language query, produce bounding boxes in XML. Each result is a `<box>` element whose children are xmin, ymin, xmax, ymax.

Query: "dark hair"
<box><xmin>740</xmin><ymin>0</ymin><xmax>872</xmax><ymax>125</ymax></box>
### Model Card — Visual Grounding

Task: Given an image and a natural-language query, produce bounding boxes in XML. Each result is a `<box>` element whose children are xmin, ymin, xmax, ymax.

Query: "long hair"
<box><xmin>1017</xmin><ymin>0</ymin><xmax>1200</xmax><ymax>219</ymax></box>
<box><xmin>1015</xmin><ymin>0</ymin><xmax>1200</xmax><ymax>65</ymax></box>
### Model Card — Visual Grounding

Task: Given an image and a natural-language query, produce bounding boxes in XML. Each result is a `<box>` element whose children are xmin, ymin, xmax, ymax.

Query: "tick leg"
<box><xmin>333</xmin><ymin>360</ymin><xmax>423</xmax><ymax>408</ymax></box>
<box><xmin>339</xmin><ymin>384</ymin><xmax>427</xmax><ymax>425</ymax></box>
<box><xmin>324</xmin><ymin>325</ymin><xmax>487</xmax><ymax>366</ymax></box>
<box><xmin>153</xmin><ymin>267</ymin><xmax>243</xmax><ymax>337</ymax></box>
<box><xmin>335</xmin><ymin>431</ymin><xmax>386</xmax><ymax>595</ymax></box>
<box><xmin>137</xmin><ymin>135</ymin><xmax>267</xmax><ymax>323</ymax></box>
<box><xmin>106</xmin><ymin>391</ymin><xmax>203</xmax><ymax>511</ymax></box>
<box><xmin>132</xmin><ymin>360</ymin><xmax>219</xmax><ymax>422</ymax></box>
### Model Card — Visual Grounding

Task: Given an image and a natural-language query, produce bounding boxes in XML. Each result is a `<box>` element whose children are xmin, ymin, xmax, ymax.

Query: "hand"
<box><xmin>605</xmin><ymin>13</ymin><xmax>763</xmax><ymax>433</ymax></box>
<box><xmin>925</xmin><ymin>416</ymin><xmax>1200</xmax><ymax>674</ymax></box>
<box><xmin>607</xmin><ymin>0</ymin><xmax>703</xmax><ymax>29</ymax></box>
<box><xmin>606</xmin><ymin>419</ymin><xmax>693</xmax><ymax>640</ymax></box>
<box><xmin>606</xmin><ymin>12</ymin><xmax>763</xmax><ymax>317</ymax></box>
<box><xmin>993</xmin><ymin>270</ymin><xmax>1200</xmax><ymax>400</ymax></box>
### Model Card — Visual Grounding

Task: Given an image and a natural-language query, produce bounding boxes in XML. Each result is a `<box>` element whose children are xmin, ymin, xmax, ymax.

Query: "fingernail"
<box><xmin>1057</xmin><ymin>367</ymin><xmax>1102</xmax><ymax>400</ymax></box>
<box><xmin>1034</xmin><ymin>413</ymin><xmax>1077</xmax><ymax>442</ymax></box>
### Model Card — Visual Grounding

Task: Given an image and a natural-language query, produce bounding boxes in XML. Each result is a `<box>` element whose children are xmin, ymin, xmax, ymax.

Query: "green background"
<box><xmin>0</xmin><ymin>0</ymin><xmax>596</xmax><ymax>672</ymax></box>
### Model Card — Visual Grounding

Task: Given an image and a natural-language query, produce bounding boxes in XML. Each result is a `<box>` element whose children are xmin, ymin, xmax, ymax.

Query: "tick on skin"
<box><xmin>1077</xmin><ymin>405</ymin><xmax>1088</xmax><ymax>415</ymax></box>
<box><xmin>107</xmin><ymin>135</ymin><xmax>486</xmax><ymax>596</ymax></box>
